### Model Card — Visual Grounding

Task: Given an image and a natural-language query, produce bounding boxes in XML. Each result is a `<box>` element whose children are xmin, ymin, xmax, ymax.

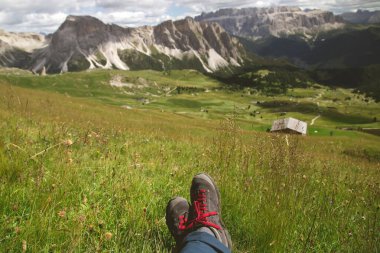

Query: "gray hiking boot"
<box><xmin>165</xmin><ymin>197</ymin><xmax>190</xmax><ymax>246</ymax></box>
<box><xmin>186</xmin><ymin>173</ymin><xmax>232</xmax><ymax>249</ymax></box>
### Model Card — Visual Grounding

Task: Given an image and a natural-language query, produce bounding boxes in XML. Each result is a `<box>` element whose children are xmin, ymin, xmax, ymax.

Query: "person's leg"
<box><xmin>165</xmin><ymin>173</ymin><xmax>232</xmax><ymax>253</ymax></box>
<box><xmin>180</xmin><ymin>231</ymin><xmax>230</xmax><ymax>253</ymax></box>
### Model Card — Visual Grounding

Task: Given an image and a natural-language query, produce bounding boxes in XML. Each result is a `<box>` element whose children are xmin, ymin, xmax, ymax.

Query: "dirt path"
<box><xmin>310</xmin><ymin>115</ymin><xmax>321</xmax><ymax>126</ymax></box>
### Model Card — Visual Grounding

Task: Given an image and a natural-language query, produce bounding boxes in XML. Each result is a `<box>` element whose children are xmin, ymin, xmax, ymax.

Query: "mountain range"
<box><xmin>195</xmin><ymin>6</ymin><xmax>345</xmax><ymax>40</ymax></box>
<box><xmin>1</xmin><ymin>16</ymin><xmax>245</xmax><ymax>74</ymax></box>
<box><xmin>0</xmin><ymin>7</ymin><xmax>379</xmax><ymax>76</ymax></box>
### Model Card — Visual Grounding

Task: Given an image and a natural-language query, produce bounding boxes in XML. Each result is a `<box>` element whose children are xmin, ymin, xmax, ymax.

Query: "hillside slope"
<box><xmin>245</xmin><ymin>24</ymin><xmax>380</xmax><ymax>68</ymax></box>
<box><xmin>0</xmin><ymin>69</ymin><xmax>379</xmax><ymax>252</ymax></box>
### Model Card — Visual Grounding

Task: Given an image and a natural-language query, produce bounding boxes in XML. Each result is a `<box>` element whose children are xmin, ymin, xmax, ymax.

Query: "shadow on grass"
<box><xmin>343</xmin><ymin>147</ymin><xmax>380</xmax><ymax>162</ymax></box>
<box><xmin>258</xmin><ymin>100</ymin><xmax>319</xmax><ymax>114</ymax></box>
<box><xmin>167</xmin><ymin>98</ymin><xmax>223</xmax><ymax>109</ymax></box>
<box><xmin>258</xmin><ymin>100</ymin><xmax>373</xmax><ymax>124</ymax></box>
<box><xmin>321</xmin><ymin>110</ymin><xmax>374</xmax><ymax>124</ymax></box>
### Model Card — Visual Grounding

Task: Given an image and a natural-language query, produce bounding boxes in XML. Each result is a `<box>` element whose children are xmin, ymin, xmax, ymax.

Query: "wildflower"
<box><xmin>64</xmin><ymin>139</ymin><xmax>73</xmax><ymax>146</ymax></box>
<box><xmin>58</xmin><ymin>210</ymin><xmax>66</xmax><ymax>218</ymax></box>
<box><xmin>104</xmin><ymin>232</ymin><xmax>113</xmax><ymax>240</ymax></box>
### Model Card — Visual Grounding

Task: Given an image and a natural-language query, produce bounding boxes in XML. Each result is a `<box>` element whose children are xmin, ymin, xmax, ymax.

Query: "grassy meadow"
<box><xmin>0</xmin><ymin>69</ymin><xmax>379</xmax><ymax>252</ymax></box>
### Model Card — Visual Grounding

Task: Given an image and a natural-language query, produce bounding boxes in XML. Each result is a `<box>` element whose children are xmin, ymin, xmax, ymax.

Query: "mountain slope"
<box><xmin>244</xmin><ymin>24</ymin><xmax>380</xmax><ymax>69</ymax></box>
<box><xmin>340</xmin><ymin>10</ymin><xmax>380</xmax><ymax>24</ymax></box>
<box><xmin>30</xmin><ymin>15</ymin><xmax>244</xmax><ymax>73</ymax></box>
<box><xmin>0</xmin><ymin>29</ymin><xmax>46</xmax><ymax>68</ymax></box>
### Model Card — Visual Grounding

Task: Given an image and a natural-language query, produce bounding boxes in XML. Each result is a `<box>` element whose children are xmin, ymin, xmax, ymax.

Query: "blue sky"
<box><xmin>0</xmin><ymin>0</ymin><xmax>379</xmax><ymax>33</ymax></box>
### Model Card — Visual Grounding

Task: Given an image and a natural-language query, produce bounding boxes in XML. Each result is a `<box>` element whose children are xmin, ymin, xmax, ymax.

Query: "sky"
<box><xmin>0</xmin><ymin>0</ymin><xmax>379</xmax><ymax>33</ymax></box>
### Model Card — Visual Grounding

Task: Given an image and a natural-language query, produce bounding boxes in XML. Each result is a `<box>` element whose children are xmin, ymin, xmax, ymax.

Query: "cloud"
<box><xmin>0</xmin><ymin>0</ymin><xmax>94</xmax><ymax>13</ymax></box>
<box><xmin>0</xmin><ymin>11</ymin><xmax>68</xmax><ymax>33</ymax></box>
<box><xmin>95</xmin><ymin>0</ymin><xmax>172</xmax><ymax>11</ymax></box>
<box><xmin>0</xmin><ymin>0</ymin><xmax>379</xmax><ymax>33</ymax></box>
<box><xmin>0</xmin><ymin>0</ymin><xmax>94</xmax><ymax>33</ymax></box>
<box><xmin>93</xmin><ymin>11</ymin><xmax>172</xmax><ymax>27</ymax></box>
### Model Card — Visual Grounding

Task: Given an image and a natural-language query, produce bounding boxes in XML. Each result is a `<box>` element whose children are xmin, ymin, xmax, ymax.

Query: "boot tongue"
<box><xmin>196</xmin><ymin>227</ymin><xmax>215</xmax><ymax>237</ymax></box>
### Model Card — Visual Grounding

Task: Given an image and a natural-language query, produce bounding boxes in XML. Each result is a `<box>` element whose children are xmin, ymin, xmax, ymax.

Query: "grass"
<box><xmin>0</xmin><ymin>69</ymin><xmax>379</xmax><ymax>252</ymax></box>
<box><xmin>0</xmin><ymin>68</ymin><xmax>379</xmax><ymax>132</ymax></box>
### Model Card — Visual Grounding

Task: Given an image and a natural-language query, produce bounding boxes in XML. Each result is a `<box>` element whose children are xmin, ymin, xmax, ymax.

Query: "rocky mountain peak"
<box><xmin>57</xmin><ymin>15</ymin><xmax>109</xmax><ymax>37</ymax></box>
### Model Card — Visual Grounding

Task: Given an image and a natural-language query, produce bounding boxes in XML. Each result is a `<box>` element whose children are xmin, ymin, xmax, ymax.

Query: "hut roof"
<box><xmin>270</xmin><ymin>117</ymin><xmax>307</xmax><ymax>135</ymax></box>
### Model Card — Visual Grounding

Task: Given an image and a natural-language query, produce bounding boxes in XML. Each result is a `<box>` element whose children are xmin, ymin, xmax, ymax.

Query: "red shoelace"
<box><xmin>179</xmin><ymin>189</ymin><xmax>221</xmax><ymax>231</ymax></box>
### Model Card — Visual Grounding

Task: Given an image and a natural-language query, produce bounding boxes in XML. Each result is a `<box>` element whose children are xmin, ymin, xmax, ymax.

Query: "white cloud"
<box><xmin>0</xmin><ymin>0</ymin><xmax>94</xmax><ymax>13</ymax></box>
<box><xmin>0</xmin><ymin>0</ymin><xmax>379</xmax><ymax>33</ymax></box>
<box><xmin>92</xmin><ymin>11</ymin><xmax>172</xmax><ymax>27</ymax></box>
<box><xmin>95</xmin><ymin>0</ymin><xmax>172</xmax><ymax>11</ymax></box>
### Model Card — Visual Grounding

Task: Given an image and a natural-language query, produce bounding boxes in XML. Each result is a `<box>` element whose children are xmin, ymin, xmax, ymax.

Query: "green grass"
<box><xmin>0</xmin><ymin>70</ymin><xmax>379</xmax><ymax>252</ymax></box>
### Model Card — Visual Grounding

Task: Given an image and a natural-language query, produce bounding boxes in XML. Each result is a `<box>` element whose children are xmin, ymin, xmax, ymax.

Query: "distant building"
<box><xmin>270</xmin><ymin>118</ymin><xmax>307</xmax><ymax>135</ymax></box>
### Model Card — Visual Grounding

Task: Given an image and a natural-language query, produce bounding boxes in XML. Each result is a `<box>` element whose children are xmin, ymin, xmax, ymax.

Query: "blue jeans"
<box><xmin>180</xmin><ymin>232</ymin><xmax>231</xmax><ymax>253</ymax></box>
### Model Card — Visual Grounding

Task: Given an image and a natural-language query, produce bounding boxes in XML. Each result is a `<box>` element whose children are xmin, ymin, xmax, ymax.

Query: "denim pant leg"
<box><xmin>180</xmin><ymin>232</ymin><xmax>231</xmax><ymax>253</ymax></box>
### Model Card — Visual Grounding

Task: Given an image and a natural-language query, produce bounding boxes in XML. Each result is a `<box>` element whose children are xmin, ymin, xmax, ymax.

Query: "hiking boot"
<box><xmin>165</xmin><ymin>197</ymin><xmax>190</xmax><ymax>245</ymax></box>
<box><xmin>185</xmin><ymin>173</ymin><xmax>232</xmax><ymax>249</ymax></box>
